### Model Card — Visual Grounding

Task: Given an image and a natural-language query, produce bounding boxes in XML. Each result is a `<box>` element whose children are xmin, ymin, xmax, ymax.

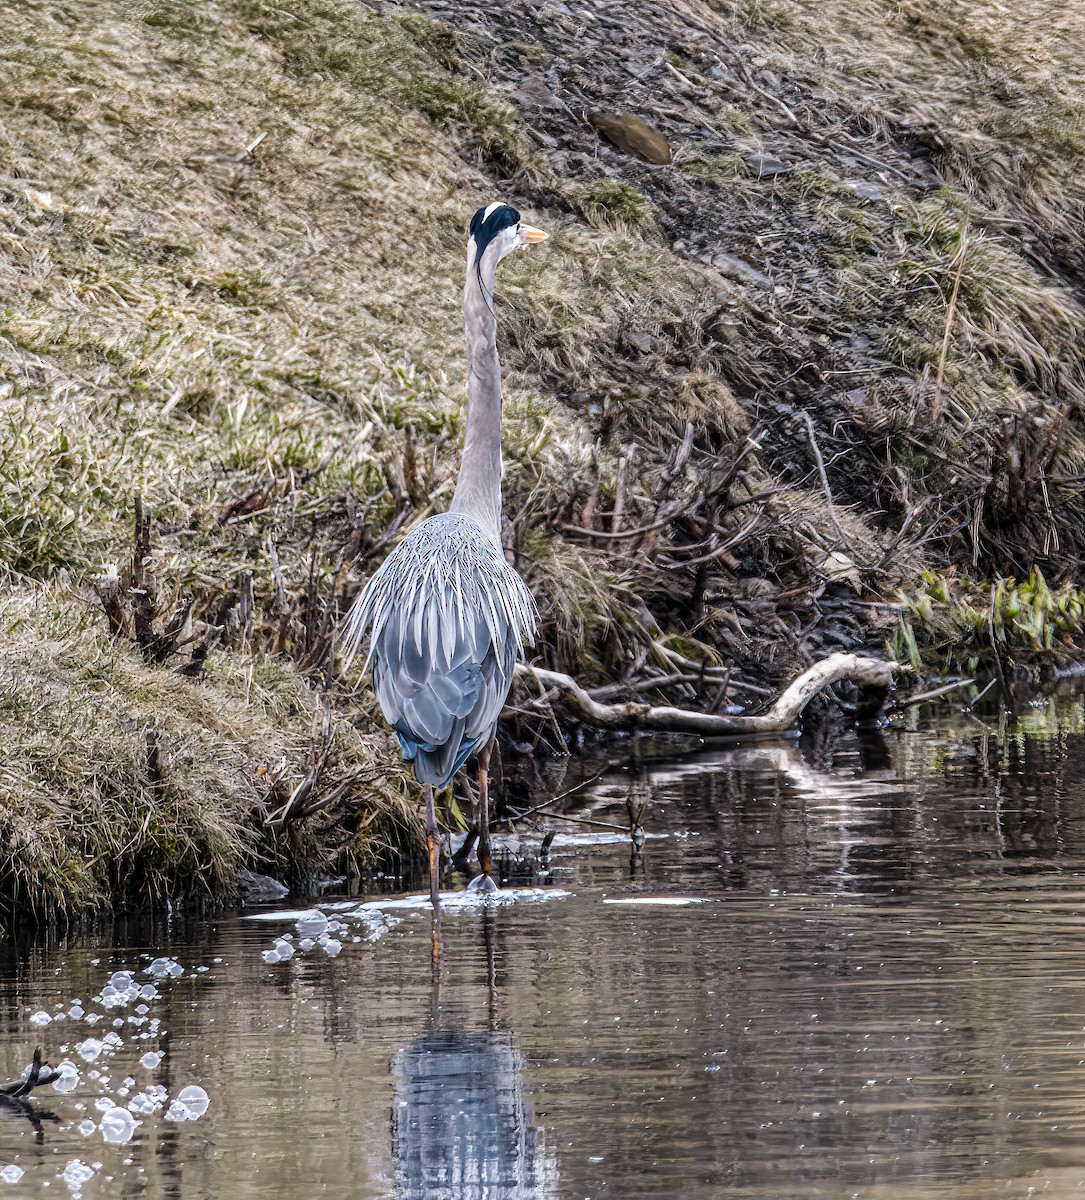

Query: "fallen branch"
<box><xmin>885</xmin><ymin>676</ymin><xmax>974</xmax><ymax>713</ymax></box>
<box><xmin>515</xmin><ymin>652</ymin><xmax>897</xmax><ymax>736</ymax></box>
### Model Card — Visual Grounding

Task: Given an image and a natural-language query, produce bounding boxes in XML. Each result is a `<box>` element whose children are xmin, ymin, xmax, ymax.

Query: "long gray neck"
<box><xmin>449</xmin><ymin>244</ymin><xmax>503</xmax><ymax>540</ymax></box>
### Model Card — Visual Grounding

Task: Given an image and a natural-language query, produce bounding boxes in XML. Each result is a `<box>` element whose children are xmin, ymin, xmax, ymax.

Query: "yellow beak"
<box><xmin>518</xmin><ymin>224</ymin><xmax>549</xmax><ymax>245</ymax></box>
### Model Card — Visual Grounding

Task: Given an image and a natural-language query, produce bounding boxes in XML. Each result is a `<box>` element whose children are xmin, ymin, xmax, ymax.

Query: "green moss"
<box><xmin>715</xmin><ymin>104</ymin><xmax>757</xmax><ymax>135</ymax></box>
<box><xmin>576</xmin><ymin>181</ymin><xmax>655</xmax><ymax>231</ymax></box>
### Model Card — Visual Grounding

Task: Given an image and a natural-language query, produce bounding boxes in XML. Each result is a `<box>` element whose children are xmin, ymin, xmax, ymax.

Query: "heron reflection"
<box><xmin>391</xmin><ymin>911</ymin><xmax>558</xmax><ymax>1199</ymax></box>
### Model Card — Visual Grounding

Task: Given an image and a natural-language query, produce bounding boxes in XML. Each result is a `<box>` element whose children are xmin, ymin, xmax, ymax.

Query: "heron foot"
<box><xmin>465</xmin><ymin>872</ymin><xmax>498</xmax><ymax>894</ymax></box>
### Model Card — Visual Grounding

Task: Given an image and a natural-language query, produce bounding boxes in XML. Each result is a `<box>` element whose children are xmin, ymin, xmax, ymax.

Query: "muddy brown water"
<box><xmin>5</xmin><ymin>698</ymin><xmax>1085</xmax><ymax>1198</ymax></box>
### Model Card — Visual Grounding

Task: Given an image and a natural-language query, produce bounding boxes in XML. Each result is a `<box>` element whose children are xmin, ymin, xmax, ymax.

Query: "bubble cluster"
<box><xmin>59</xmin><ymin>1159</ymin><xmax>97</xmax><ymax>1197</ymax></box>
<box><xmin>12</xmin><ymin>948</ymin><xmax>215</xmax><ymax>1183</ymax></box>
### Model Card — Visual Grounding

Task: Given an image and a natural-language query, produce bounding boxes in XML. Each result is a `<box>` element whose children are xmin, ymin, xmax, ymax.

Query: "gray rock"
<box><xmin>742</xmin><ymin>151</ymin><xmax>790</xmax><ymax>177</ymax></box>
<box><xmin>238</xmin><ymin>869</ymin><xmax>289</xmax><ymax>903</ymax></box>
<box><xmin>625</xmin><ymin>331</ymin><xmax>655</xmax><ymax>354</ymax></box>
<box><xmin>712</xmin><ymin>253</ymin><xmax>772</xmax><ymax>288</ymax></box>
<box><xmin>842</xmin><ymin>180</ymin><xmax>884</xmax><ymax>201</ymax></box>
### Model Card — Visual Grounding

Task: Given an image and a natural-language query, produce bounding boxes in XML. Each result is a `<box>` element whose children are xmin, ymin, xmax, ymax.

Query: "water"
<box><xmin>5</xmin><ymin>698</ymin><xmax>1085</xmax><ymax>1197</ymax></box>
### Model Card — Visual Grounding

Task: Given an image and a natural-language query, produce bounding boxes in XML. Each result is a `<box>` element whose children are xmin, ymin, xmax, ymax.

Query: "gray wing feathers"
<box><xmin>342</xmin><ymin>514</ymin><xmax>537</xmax><ymax>784</ymax></box>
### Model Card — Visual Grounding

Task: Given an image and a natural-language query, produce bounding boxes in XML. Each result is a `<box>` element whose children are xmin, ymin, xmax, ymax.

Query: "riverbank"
<box><xmin>2</xmin><ymin>0</ymin><xmax>1083</xmax><ymax>923</ymax></box>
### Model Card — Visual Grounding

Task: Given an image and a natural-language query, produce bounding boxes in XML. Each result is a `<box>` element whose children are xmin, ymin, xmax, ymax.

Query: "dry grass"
<box><xmin>0</xmin><ymin>586</ymin><xmax>414</xmax><ymax>926</ymax></box>
<box><xmin>4</xmin><ymin>0</ymin><xmax>1085</xmax><ymax>916</ymax></box>
<box><xmin>710</xmin><ymin>0</ymin><xmax>1085</xmax><ymax>258</ymax></box>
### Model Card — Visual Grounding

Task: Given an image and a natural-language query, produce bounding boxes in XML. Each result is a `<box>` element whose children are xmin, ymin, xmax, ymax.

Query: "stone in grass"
<box><xmin>589</xmin><ymin>112</ymin><xmax>671</xmax><ymax>164</ymax></box>
<box><xmin>741</xmin><ymin>150</ymin><xmax>789</xmax><ymax>177</ymax></box>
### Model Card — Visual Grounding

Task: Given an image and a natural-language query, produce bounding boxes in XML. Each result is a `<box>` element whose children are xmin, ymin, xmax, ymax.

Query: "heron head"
<box><xmin>468</xmin><ymin>203</ymin><xmax>548</xmax><ymax>277</ymax></box>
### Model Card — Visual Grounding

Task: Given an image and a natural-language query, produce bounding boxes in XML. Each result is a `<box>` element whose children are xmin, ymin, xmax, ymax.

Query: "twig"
<box><xmin>966</xmin><ymin>677</ymin><xmax>998</xmax><ymax>710</ymax></box>
<box><xmin>508</xmin><ymin>804</ymin><xmax>627</xmax><ymax>832</ymax></box>
<box><xmin>798</xmin><ymin>410</ymin><xmax>845</xmax><ymax>542</ymax></box>
<box><xmin>932</xmin><ymin>223</ymin><xmax>968</xmax><ymax>422</ymax></box>
<box><xmin>885</xmin><ymin>677</ymin><xmax>975</xmax><ymax>713</ymax></box>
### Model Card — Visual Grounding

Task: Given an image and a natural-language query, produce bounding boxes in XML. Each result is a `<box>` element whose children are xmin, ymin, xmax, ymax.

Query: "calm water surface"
<box><xmin>5</xmin><ymin>699</ymin><xmax>1085</xmax><ymax>1198</ymax></box>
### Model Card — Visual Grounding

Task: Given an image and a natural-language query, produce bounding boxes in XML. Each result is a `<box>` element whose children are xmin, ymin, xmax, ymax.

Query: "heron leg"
<box><xmin>476</xmin><ymin>739</ymin><xmax>498</xmax><ymax>893</ymax></box>
<box><xmin>425</xmin><ymin>783</ymin><xmax>440</xmax><ymax>910</ymax></box>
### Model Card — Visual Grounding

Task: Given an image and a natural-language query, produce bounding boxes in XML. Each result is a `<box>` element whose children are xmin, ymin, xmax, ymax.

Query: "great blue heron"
<box><xmin>343</xmin><ymin>203</ymin><xmax>548</xmax><ymax>906</ymax></box>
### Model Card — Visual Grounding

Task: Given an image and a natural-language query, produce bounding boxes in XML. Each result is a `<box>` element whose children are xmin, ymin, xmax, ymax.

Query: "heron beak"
<box><xmin>518</xmin><ymin>224</ymin><xmax>549</xmax><ymax>246</ymax></box>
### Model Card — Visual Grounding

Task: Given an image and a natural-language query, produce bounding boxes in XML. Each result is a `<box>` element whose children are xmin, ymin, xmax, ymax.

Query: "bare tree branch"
<box><xmin>514</xmin><ymin>652</ymin><xmax>897</xmax><ymax>736</ymax></box>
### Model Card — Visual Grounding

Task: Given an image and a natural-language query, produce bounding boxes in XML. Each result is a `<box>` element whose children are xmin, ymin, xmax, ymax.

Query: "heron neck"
<box><xmin>449</xmin><ymin>248</ymin><xmax>503</xmax><ymax>541</ymax></box>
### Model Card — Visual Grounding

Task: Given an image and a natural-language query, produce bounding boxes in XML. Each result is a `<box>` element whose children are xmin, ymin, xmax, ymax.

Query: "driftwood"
<box><xmin>516</xmin><ymin>652</ymin><xmax>897</xmax><ymax>736</ymax></box>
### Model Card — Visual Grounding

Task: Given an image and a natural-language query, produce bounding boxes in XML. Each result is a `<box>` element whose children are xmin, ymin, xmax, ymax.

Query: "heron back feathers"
<box><xmin>342</xmin><ymin>513</ymin><xmax>537</xmax><ymax>787</ymax></box>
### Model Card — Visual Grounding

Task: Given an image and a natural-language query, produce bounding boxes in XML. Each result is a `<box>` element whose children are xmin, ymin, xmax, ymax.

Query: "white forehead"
<box><xmin>483</xmin><ymin>202</ymin><xmax>505</xmax><ymax>220</ymax></box>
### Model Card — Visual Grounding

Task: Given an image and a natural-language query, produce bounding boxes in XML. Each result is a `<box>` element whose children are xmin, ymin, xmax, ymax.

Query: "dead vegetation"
<box><xmin>0</xmin><ymin>583</ymin><xmax>415</xmax><ymax>926</ymax></box>
<box><xmin>1</xmin><ymin>0</ymin><xmax>1083</xmax><ymax>918</ymax></box>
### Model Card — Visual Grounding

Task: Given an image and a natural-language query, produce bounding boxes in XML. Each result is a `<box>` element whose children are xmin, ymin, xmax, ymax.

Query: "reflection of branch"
<box><xmin>516</xmin><ymin>653</ymin><xmax>897</xmax><ymax>736</ymax></box>
<box><xmin>0</xmin><ymin>1048</ymin><xmax>59</xmax><ymax>1098</ymax></box>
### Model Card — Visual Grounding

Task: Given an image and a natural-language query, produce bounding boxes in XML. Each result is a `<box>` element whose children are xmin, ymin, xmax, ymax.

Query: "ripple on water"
<box><xmin>8</xmin><ymin>706</ymin><xmax>1085</xmax><ymax>1198</ymax></box>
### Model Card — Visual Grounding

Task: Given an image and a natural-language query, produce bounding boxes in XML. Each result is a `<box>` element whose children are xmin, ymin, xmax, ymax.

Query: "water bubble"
<box><xmin>138</xmin><ymin>985</ymin><xmax>157</xmax><ymax>1001</ymax></box>
<box><xmin>84</xmin><ymin>1014</ymin><xmax>101</xmax><ymax>1025</ymax></box>
<box><xmin>322</xmin><ymin>940</ymin><xmax>342</xmax><ymax>958</ymax></box>
<box><xmin>164</xmin><ymin>1100</ymin><xmax>189</xmax><ymax>1121</ymax></box>
<box><xmin>68</xmin><ymin>1006</ymin><xmax>84</xmax><ymax>1020</ymax></box>
<box><xmin>94</xmin><ymin>1097</ymin><xmax>114</xmax><ymax>1113</ymax></box>
<box><xmin>176</xmin><ymin>1085</ymin><xmax>209</xmax><ymax>1119</ymax></box>
<box><xmin>139</xmin><ymin>1051</ymin><xmax>163</xmax><ymax>1070</ymax></box>
<box><xmin>29</xmin><ymin>1011</ymin><xmax>51</xmax><ymax>1027</ymax></box>
<box><xmin>134</xmin><ymin>1004</ymin><xmax>149</xmax><ymax>1016</ymax></box>
<box><xmin>108</xmin><ymin>972</ymin><xmax>133</xmax><ymax>991</ymax></box>
<box><xmin>102</xmin><ymin>1033</ymin><xmax>122</xmax><ymax>1049</ymax></box>
<box><xmin>99</xmin><ymin>1107</ymin><xmax>138</xmax><ymax>1145</ymax></box>
<box><xmin>76</xmin><ymin>1039</ymin><xmax>103</xmax><ymax>1062</ymax></box>
<box><xmin>261</xmin><ymin>950</ymin><xmax>280</xmax><ymax>964</ymax></box>
<box><xmin>77</xmin><ymin>1121</ymin><xmax>95</xmax><ymax>1137</ymax></box>
<box><xmin>295</xmin><ymin>910</ymin><xmax>328</xmax><ymax>937</ymax></box>
<box><xmin>0</xmin><ymin>1166</ymin><xmax>23</xmax><ymax>1184</ymax></box>
<box><xmin>298</xmin><ymin>939</ymin><xmax>315</xmax><ymax>951</ymax></box>
<box><xmin>52</xmin><ymin>1063</ymin><xmax>80</xmax><ymax>1094</ymax></box>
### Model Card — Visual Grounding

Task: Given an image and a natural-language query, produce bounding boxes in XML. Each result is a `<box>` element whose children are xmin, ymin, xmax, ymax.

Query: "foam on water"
<box><xmin>353</xmin><ymin>887</ymin><xmax>573</xmax><ymax>912</ymax></box>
